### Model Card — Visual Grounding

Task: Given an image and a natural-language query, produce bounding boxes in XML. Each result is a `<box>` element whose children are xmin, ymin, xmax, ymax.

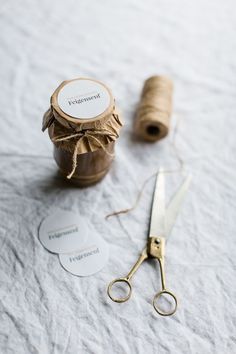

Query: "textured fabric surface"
<box><xmin>0</xmin><ymin>1</ymin><xmax>235</xmax><ymax>353</ymax></box>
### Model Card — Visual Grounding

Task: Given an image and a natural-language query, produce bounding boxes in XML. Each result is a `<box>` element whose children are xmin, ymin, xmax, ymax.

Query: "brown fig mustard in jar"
<box><xmin>42</xmin><ymin>78</ymin><xmax>123</xmax><ymax>187</ymax></box>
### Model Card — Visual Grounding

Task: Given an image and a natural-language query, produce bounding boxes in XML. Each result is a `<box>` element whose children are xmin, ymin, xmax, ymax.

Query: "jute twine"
<box><xmin>42</xmin><ymin>78</ymin><xmax>122</xmax><ymax>179</ymax></box>
<box><xmin>134</xmin><ymin>76</ymin><xmax>173</xmax><ymax>142</ymax></box>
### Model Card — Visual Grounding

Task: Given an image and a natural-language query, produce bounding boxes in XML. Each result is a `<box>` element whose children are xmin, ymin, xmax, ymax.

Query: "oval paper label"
<box><xmin>39</xmin><ymin>210</ymin><xmax>88</xmax><ymax>254</ymax></box>
<box><xmin>57</xmin><ymin>79</ymin><xmax>111</xmax><ymax>120</ymax></box>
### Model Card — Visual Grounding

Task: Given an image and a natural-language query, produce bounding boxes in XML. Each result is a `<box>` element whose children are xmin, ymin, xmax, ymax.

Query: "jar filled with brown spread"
<box><xmin>42</xmin><ymin>78</ymin><xmax>123</xmax><ymax>187</ymax></box>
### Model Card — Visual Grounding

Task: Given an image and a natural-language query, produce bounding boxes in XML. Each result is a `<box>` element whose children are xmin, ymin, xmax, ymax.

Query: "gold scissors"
<box><xmin>107</xmin><ymin>168</ymin><xmax>191</xmax><ymax>316</ymax></box>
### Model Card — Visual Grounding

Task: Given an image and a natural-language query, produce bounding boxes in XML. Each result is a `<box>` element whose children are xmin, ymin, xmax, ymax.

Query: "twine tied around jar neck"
<box><xmin>43</xmin><ymin>106</ymin><xmax>122</xmax><ymax>179</ymax></box>
<box><xmin>52</xmin><ymin>127</ymin><xmax>117</xmax><ymax>179</ymax></box>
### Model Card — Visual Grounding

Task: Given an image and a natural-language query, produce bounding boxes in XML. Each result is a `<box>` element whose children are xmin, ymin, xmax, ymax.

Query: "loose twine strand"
<box><xmin>105</xmin><ymin>76</ymin><xmax>185</xmax><ymax>219</ymax></box>
<box><xmin>105</xmin><ymin>112</ymin><xmax>185</xmax><ymax>219</ymax></box>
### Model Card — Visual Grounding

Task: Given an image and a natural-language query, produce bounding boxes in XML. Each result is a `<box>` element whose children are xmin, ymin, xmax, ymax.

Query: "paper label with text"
<box><xmin>59</xmin><ymin>231</ymin><xmax>109</xmax><ymax>276</ymax></box>
<box><xmin>58</xmin><ymin>79</ymin><xmax>111</xmax><ymax>119</ymax></box>
<box><xmin>39</xmin><ymin>210</ymin><xmax>88</xmax><ymax>254</ymax></box>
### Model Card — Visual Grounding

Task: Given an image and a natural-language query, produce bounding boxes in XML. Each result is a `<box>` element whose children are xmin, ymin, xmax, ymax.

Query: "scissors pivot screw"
<box><xmin>155</xmin><ymin>238</ymin><xmax>161</xmax><ymax>244</ymax></box>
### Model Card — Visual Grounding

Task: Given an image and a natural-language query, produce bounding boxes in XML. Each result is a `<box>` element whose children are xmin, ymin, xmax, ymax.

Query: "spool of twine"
<box><xmin>42</xmin><ymin>78</ymin><xmax>123</xmax><ymax>187</ymax></box>
<box><xmin>134</xmin><ymin>76</ymin><xmax>173</xmax><ymax>142</ymax></box>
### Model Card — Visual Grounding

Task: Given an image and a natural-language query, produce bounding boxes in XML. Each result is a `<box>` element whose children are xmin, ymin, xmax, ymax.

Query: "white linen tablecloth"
<box><xmin>0</xmin><ymin>0</ymin><xmax>235</xmax><ymax>353</ymax></box>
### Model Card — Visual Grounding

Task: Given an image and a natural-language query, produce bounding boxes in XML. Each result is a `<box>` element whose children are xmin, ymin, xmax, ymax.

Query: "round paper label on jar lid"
<box><xmin>59</xmin><ymin>231</ymin><xmax>109</xmax><ymax>277</ymax></box>
<box><xmin>39</xmin><ymin>210</ymin><xmax>88</xmax><ymax>254</ymax></box>
<box><xmin>57</xmin><ymin>79</ymin><xmax>112</xmax><ymax>120</ymax></box>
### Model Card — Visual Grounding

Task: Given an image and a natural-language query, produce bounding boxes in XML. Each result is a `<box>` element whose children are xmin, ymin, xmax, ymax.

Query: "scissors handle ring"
<box><xmin>107</xmin><ymin>278</ymin><xmax>132</xmax><ymax>303</ymax></box>
<box><xmin>153</xmin><ymin>290</ymin><xmax>178</xmax><ymax>316</ymax></box>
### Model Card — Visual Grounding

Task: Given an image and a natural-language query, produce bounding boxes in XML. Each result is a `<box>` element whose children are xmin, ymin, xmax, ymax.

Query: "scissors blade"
<box><xmin>149</xmin><ymin>167</ymin><xmax>166</xmax><ymax>238</ymax></box>
<box><xmin>165</xmin><ymin>175</ymin><xmax>192</xmax><ymax>239</ymax></box>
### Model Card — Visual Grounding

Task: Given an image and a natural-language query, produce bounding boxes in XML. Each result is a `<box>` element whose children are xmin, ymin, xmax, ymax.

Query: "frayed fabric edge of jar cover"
<box><xmin>42</xmin><ymin>78</ymin><xmax>123</xmax><ymax>187</ymax></box>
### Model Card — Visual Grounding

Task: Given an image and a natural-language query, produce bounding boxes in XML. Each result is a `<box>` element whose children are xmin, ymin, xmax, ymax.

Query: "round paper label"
<box><xmin>39</xmin><ymin>210</ymin><xmax>88</xmax><ymax>254</ymax></box>
<box><xmin>59</xmin><ymin>231</ymin><xmax>109</xmax><ymax>277</ymax></box>
<box><xmin>57</xmin><ymin>79</ymin><xmax>111</xmax><ymax>119</ymax></box>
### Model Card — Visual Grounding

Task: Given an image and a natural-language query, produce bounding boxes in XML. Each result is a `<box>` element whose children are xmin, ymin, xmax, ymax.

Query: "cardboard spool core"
<box><xmin>146</xmin><ymin>125</ymin><xmax>160</xmax><ymax>136</ymax></box>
